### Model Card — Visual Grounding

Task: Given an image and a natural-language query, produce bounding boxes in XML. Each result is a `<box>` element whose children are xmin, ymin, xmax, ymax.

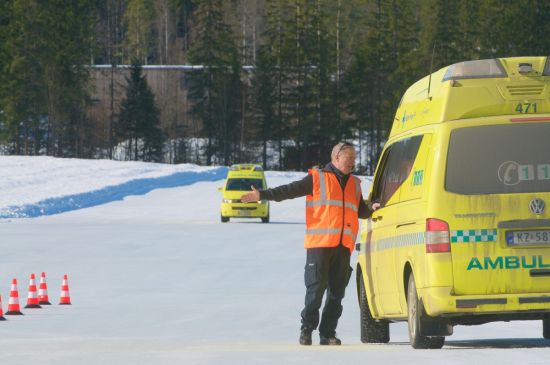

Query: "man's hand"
<box><xmin>371</xmin><ymin>202</ymin><xmax>381</xmax><ymax>211</ymax></box>
<box><xmin>240</xmin><ymin>186</ymin><xmax>260</xmax><ymax>203</ymax></box>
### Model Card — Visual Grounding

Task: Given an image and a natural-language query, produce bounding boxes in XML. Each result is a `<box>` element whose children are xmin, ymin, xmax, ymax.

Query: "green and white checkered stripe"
<box><xmin>451</xmin><ymin>229</ymin><xmax>497</xmax><ymax>243</ymax></box>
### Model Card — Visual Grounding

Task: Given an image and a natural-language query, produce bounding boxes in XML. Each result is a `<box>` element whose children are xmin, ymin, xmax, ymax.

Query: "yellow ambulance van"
<box><xmin>219</xmin><ymin>164</ymin><xmax>269</xmax><ymax>223</ymax></box>
<box><xmin>356</xmin><ymin>57</ymin><xmax>550</xmax><ymax>349</ymax></box>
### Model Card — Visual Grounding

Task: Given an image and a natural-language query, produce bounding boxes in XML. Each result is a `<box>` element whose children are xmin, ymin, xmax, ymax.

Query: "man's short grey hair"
<box><xmin>331</xmin><ymin>142</ymin><xmax>355</xmax><ymax>161</ymax></box>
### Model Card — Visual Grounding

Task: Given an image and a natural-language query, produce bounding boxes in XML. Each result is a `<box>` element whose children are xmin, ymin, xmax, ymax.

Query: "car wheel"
<box><xmin>407</xmin><ymin>274</ymin><xmax>445</xmax><ymax>349</ymax></box>
<box><xmin>221</xmin><ymin>216</ymin><xmax>229</xmax><ymax>223</ymax></box>
<box><xmin>261</xmin><ymin>215</ymin><xmax>269</xmax><ymax>223</ymax></box>
<box><xmin>359</xmin><ymin>273</ymin><xmax>389</xmax><ymax>343</ymax></box>
<box><xmin>543</xmin><ymin>319</ymin><xmax>550</xmax><ymax>339</ymax></box>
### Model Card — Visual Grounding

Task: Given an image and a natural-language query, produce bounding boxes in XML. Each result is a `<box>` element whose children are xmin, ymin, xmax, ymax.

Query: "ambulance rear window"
<box><xmin>445</xmin><ymin>124</ymin><xmax>550</xmax><ymax>194</ymax></box>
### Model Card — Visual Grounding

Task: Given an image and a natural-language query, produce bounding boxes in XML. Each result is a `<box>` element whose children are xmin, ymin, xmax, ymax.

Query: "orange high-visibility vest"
<box><xmin>305</xmin><ymin>168</ymin><xmax>362</xmax><ymax>253</ymax></box>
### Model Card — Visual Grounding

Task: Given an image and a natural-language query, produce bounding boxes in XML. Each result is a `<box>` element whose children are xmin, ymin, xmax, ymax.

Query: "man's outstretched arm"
<box><xmin>241</xmin><ymin>175</ymin><xmax>313</xmax><ymax>202</ymax></box>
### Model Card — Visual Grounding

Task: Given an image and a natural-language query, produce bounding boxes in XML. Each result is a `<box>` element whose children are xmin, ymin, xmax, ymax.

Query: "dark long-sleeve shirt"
<box><xmin>259</xmin><ymin>163</ymin><xmax>375</xmax><ymax>219</ymax></box>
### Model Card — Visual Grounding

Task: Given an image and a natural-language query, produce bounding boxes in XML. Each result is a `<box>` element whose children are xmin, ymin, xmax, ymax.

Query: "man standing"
<box><xmin>240</xmin><ymin>142</ymin><xmax>379</xmax><ymax>346</ymax></box>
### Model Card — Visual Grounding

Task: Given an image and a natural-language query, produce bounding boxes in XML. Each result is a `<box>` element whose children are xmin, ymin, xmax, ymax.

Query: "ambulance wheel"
<box><xmin>543</xmin><ymin>319</ymin><xmax>550</xmax><ymax>339</ymax></box>
<box><xmin>261</xmin><ymin>215</ymin><xmax>269</xmax><ymax>223</ymax></box>
<box><xmin>359</xmin><ymin>274</ymin><xmax>389</xmax><ymax>343</ymax></box>
<box><xmin>407</xmin><ymin>274</ymin><xmax>445</xmax><ymax>349</ymax></box>
<box><xmin>221</xmin><ymin>216</ymin><xmax>229</xmax><ymax>223</ymax></box>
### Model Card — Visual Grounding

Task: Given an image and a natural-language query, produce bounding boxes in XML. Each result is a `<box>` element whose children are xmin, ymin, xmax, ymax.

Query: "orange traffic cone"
<box><xmin>38</xmin><ymin>272</ymin><xmax>51</xmax><ymax>305</ymax></box>
<box><xmin>6</xmin><ymin>278</ymin><xmax>23</xmax><ymax>315</ymax></box>
<box><xmin>25</xmin><ymin>273</ymin><xmax>42</xmax><ymax>309</ymax></box>
<box><xmin>59</xmin><ymin>274</ymin><xmax>72</xmax><ymax>305</ymax></box>
<box><xmin>0</xmin><ymin>295</ymin><xmax>6</xmax><ymax>320</ymax></box>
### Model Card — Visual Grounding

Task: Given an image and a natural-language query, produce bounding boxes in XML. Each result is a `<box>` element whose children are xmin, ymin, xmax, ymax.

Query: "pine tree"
<box><xmin>1</xmin><ymin>0</ymin><xmax>97</xmax><ymax>157</ymax></box>
<box><xmin>187</xmin><ymin>0</ymin><xmax>241</xmax><ymax>166</ymax></box>
<box><xmin>252</xmin><ymin>0</ymin><xmax>293</xmax><ymax>169</ymax></box>
<box><xmin>117</xmin><ymin>63</ymin><xmax>164</xmax><ymax>162</ymax></box>
<box><xmin>343</xmin><ymin>45</ymin><xmax>375</xmax><ymax>173</ymax></box>
<box><xmin>420</xmin><ymin>0</ymin><xmax>462</xmax><ymax>69</ymax></box>
<box><xmin>124</xmin><ymin>0</ymin><xmax>156</xmax><ymax>64</ymax></box>
<box><xmin>1</xmin><ymin>0</ymin><xmax>48</xmax><ymax>155</ymax></box>
<box><xmin>532</xmin><ymin>0</ymin><xmax>550</xmax><ymax>56</ymax></box>
<box><xmin>389</xmin><ymin>0</ymin><xmax>422</xmax><ymax>100</ymax></box>
<box><xmin>280</xmin><ymin>0</ymin><xmax>329</xmax><ymax>170</ymax></box>
<box><xmin>313</xmin><ymin>0</ymin><xmax>340</xmax><ymax>165</ymax></box>
<box><xmin>175</xmin><ymin>0</ymin><xmax>196</xmax><ymax>57</ymax></box>
<box><xmin>280</xmin><ymin>0</ymin><xmax>309</xmax><ymax>169</ymax></box>
<box><xmin>49</xmin><ymin>0</ymin><xmax>99</xmax><ymax>157</ymax></box>
<box><xmin>478</xmin><ymin>0</ymin><xmax>543</xmax><ymax>58</ymax></box>
<box><xmin>359</xmin><ymin>0</ymin><xmax>394</xmax><ymax>171</ymax></box>
<box><xmin>0</xmin><ymin>0</ymin><xmax>8</xmax><ymax>146</ymax></box>
<box><xmin>250</xmin><ymin>44</ymin><xmax>277</xmax><ymax>168</ymax></box>
<box><xmin>458</xmin><ymin>0</ymin><xmax>481</xmax><ymax>61</ymax></box>
<box><xmin>0</xmin><ymin>0</ymin><xmax>98</xmax><ymax>157</ymax></box>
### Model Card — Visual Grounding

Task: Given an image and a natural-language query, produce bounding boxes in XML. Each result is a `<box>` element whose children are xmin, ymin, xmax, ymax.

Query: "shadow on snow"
<box><xmin>0</xmin><ymin>167</ymin><xmax>228</xmax><ymax>219</ymax></box>
<box><xmin>444</xmin><ymin>338</ymin><xmax>550</xmax><ymax>349</ymax></box>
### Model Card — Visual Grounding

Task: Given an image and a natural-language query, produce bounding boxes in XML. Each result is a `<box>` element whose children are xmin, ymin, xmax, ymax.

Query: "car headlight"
<box><xmin>222</xmin><ymin>199</ymin><xmax>234</xmax><ymax>203</ymax></box>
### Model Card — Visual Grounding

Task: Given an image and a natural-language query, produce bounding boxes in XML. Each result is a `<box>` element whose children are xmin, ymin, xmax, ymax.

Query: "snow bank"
<box><xmin>0</xmin><ymin>156</ymin><xmax>227</xmax><ymax>218</ymax></box>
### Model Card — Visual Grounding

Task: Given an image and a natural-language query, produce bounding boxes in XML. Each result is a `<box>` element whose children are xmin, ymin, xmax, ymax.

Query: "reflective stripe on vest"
<box><xmin>305</xmin><ymin>200</ymin><xmax>344</xmax><ymax>208</ymax></box>
<box><xmin>344</xmin><ymin>201</ymin><xmax>358</xmax><ymax>212</ymax></box>
<box><xmin>304</xmin><ymin>168</ymin><xmax>361</xmax><ymax>253</ymax></box>
<box><xmin>343</xmin><ymin>228</ymin><xmax>357</xmax><ymax>243</ymax></box>
<box><xmin>306</xmin><ymin>228</ymin><xmax>342</xmax><ymax>235</ymax></box>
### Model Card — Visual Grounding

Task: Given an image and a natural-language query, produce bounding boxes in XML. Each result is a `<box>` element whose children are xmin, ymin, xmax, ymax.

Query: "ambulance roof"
<box><xmin>227</xmin><ymin>164</ymin><xmax>265</xmax><ymax>179</ymax></box>
<box><xmin>390</xmin><ymin>56</ymin><xmax>550</xmax><ymax>138</ymax></box>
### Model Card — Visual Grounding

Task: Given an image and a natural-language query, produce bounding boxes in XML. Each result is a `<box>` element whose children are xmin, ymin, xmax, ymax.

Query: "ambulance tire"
<box><xmin>221</xmin><ymin>216</ymin><xmax>229</xmax><ymax>223</ymax></box>
<box><xmin>359</xmin><ymin>274</ymin><xmax>390</xmax><ymax>343</ymax></box>
<box><xmin>261</xmin><ymin>214</ymin><xmax>270</xmax><ymax>223</ymax></box>
<box><xmin>543</xmin><ymin>319</ymin><xmax>550</xmax><ymax>339</ymax></box>
<box><xmin>407</xmin><ymin>274</ymin><xmax>445</xmax><ymax>349</ymax></box>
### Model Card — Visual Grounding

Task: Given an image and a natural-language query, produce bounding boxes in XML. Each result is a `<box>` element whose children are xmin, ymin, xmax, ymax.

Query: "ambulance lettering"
<box><xmin>467</xmin><ymin>255</ymin><xmax>550</xmax><ymax>270</ymax></box>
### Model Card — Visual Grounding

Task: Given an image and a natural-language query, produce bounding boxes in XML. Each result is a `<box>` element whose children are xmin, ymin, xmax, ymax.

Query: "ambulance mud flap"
<box><xmin>418</xmin><ymin>299</ymin><xmax>453</xmax><ymax>336</ymax></box>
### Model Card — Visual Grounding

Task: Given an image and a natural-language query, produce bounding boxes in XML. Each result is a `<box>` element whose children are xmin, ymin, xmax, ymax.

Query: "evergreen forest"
<box><xmin>1</xmin><ymin>0</ymin><xmax>550</xmax><ymax>172</ymax></box>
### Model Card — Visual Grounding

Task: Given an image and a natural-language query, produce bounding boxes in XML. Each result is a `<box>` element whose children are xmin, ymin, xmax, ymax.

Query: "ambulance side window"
<box><xmin>371</xmin><ymin>136</ymin><xmax>423</xmax><ymax>206</ymax></box>
<box><xmin>371</xmin><ymin>147</ymin><xmax>394</xmax><ymax>206</ymax></box>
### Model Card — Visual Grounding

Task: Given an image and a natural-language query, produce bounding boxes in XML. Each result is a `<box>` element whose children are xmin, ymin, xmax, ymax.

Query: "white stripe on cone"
<box><xmin>59</xmin><ymin>274</ymin><xmax>71</xmax><ymax>305</ymax></box>
<box><xmin>9</xmin><ymin>283</ymin><xmax>19</xmax><ymax>305</ymax></box>
<box><xmin>38</xmin><ymin>272</ymin><xmax>51</xmax><ymax>304</ymax></box>
<box><xmin>6</xmin><ymin>279</ymin><xmax>23</xmax><ymax>314</ymax></box>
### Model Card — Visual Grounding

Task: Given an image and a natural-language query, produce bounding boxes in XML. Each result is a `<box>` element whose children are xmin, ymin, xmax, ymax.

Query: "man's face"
<box><xmin>334</xmin><ymin>148</ymin><xmax>356</xmax><ymax>175</ymax></box>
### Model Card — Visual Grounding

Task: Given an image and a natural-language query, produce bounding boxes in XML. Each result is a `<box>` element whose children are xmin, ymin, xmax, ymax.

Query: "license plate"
<box><xmin>238</xmin><ymin>210</ymin><xmax>251</xmax><ymax>216</ymax></box>
<box><xmin>506</xmin><ymin>230</ymin><xmax>550</xmax><ymax>246</ymax></box>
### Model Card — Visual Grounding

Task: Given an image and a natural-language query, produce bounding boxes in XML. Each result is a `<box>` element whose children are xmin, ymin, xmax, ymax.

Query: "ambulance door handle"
<box><xmin>372</xmin><ymin>215</ymin><xmax>383</xmax><ymax>222</ymax></box>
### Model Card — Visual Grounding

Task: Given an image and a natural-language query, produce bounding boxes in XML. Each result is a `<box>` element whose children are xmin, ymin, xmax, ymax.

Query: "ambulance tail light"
<box><xmin>425</xmin><ymin>218</ymin><xmax>451</xmax><ymax>253</ymax></box>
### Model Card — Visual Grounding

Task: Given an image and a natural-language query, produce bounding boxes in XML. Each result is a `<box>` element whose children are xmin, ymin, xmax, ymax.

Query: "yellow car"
<box><xmin>219</xmin><ymin>164</ymin><xmax>269</xmax><ymax>223</ymax></box>
<box><xmin>356</xmin><ymin>57</ymin><xmax>550</xmax><ymax>349</ymax></box>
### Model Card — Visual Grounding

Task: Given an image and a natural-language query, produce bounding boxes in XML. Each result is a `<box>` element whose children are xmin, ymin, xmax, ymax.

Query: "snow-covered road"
<box><xmin>0</xmin><ymin>157</ymin><xmax>548</xmax><ymax>364</ymax></box>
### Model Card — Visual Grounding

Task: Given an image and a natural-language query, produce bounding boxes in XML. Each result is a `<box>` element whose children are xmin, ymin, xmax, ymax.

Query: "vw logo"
<box><xmin>529</xmin><ymin>198</ymin><xmax>546</xmax><ymax>215</ymax></box>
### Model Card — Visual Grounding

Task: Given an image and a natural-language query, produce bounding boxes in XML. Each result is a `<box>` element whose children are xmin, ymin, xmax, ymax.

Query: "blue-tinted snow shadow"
<box><xmin>0</xmin><ymin>167</ymin><xmax>228</xmax><ymax>219</ymax></box>
<box><xmin>445</xmin><ymin>338</ymin><xmax>550</xmax><ymax>349</ymax></box>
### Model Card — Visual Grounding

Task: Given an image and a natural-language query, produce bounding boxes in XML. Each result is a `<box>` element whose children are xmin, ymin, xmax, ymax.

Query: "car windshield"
<box><xmin>445</xmin><ymin>123</ymin><xmax>550</xmax><ymax>194</ymax></box>
<box><xmin>226</xmin><ymin>178</ymin><xmax>264</xmax><ymax>191</ymax></box>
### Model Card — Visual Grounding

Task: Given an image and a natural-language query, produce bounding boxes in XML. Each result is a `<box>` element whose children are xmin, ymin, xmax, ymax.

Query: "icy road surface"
<box><xmin>0</xmin><ymin>158</ymin><xmax>548</xmax><ymax>364</ymax></box>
